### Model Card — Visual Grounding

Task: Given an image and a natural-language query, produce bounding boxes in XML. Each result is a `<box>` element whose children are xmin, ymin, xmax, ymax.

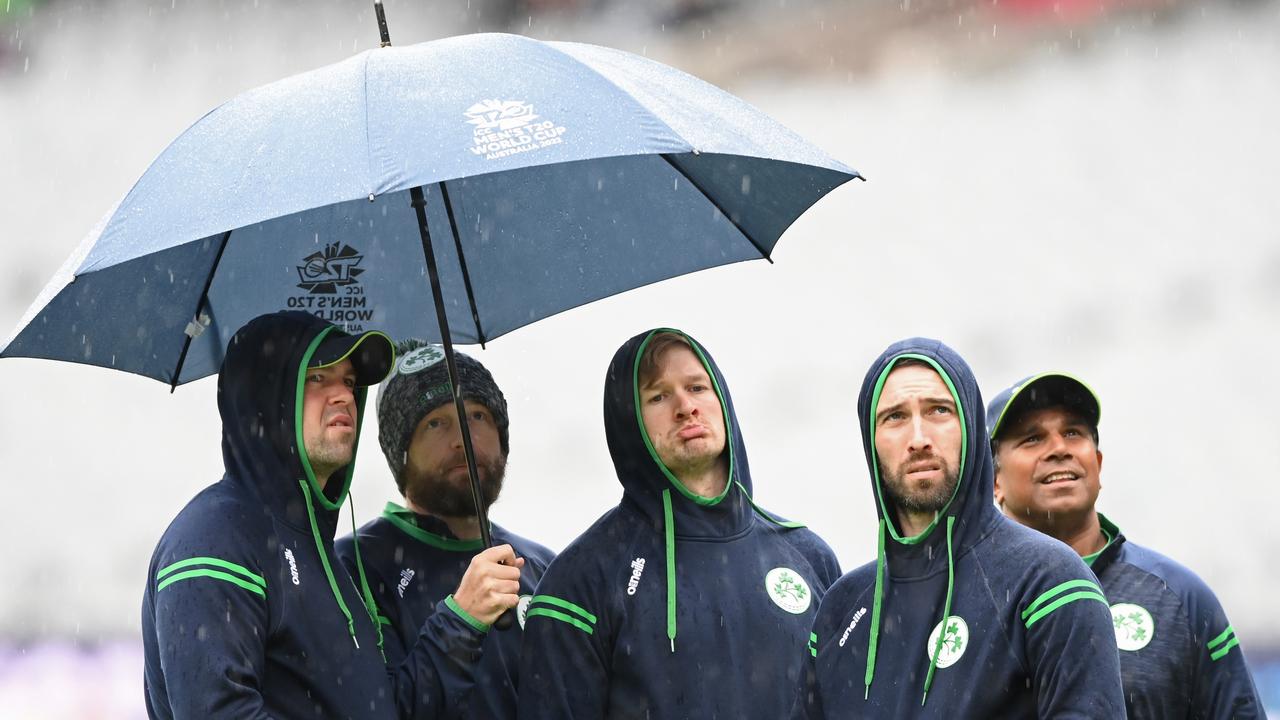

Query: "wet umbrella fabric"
<box><xmin>1</xmin><ymin>33</ymin><xmax>858</xmax><ymax>384</ymax></box>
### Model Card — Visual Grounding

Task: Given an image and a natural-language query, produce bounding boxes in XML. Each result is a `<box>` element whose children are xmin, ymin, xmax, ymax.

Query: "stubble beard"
<box><xmin>881</xmin><ymin>454</ymin><xmax>960</xmax><ymax>515</ymax></box>
<box><xmin>306</xmin><ymin>433</ymin><xmax>355</xmax><ymax>481</ymax></box>
<box><xmin>404</xmin><ymin>454</ymin><xmax>507</xmax><ymax>518</ymax></box>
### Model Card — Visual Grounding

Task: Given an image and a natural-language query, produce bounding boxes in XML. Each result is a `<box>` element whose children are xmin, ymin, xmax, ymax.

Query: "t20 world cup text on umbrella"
<box><xmin>1</xmin><ymin>7</ymin><xmax>862</xmax><ymax>624</ymax></box>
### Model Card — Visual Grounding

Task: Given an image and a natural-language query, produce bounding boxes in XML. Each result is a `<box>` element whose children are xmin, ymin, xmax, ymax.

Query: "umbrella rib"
<box><xmin>168</xmin><ymin>229</ymin><xmax>233</xmax><ymax>392</ymax></box>
<box><xmin>660</xmin><ymin>153</ymin><xmax>774</xmax><ymax>265</ymax></box>
<box><xmin>439</xmin><ymin>181</ymin><xmax>487</xmax><ymax>348</ymax></box>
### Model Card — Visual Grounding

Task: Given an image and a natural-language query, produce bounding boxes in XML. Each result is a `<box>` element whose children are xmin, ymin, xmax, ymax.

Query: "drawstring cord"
<box><xmin>347</xmin><ymin>494</ymin><xmax>386</xmax><ymax>661</ymax></box>
<box><xmin>921</xmin><ymin>516</ymin><xmax>957</xmax><ymax>706</ymax></box>
<box><xmin>662</xmin><ymin>489</ymin><xmax>677</xmax><ymax>653</ymax></box>
<box><xmin>863</xmin><ymin>519</ymin><xmax>886</xmax><ymax>699</ymax></box>
<box><xmin>660</xmin><ymin>482</ymin><xmax>809</xmax><ymax>655</ymax></box>
<box><xmin>299</xmin><ymin>480</ymin><xmax>359</xmax><ymax>648</ymax></box>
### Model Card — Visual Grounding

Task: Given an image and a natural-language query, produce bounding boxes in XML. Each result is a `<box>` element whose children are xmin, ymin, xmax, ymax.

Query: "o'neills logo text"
<box><xmin>626</xmin><ymin>557</ymin><xmax>646</xmax><ymax>595</ymax></box>
<box><xmin>466</xmin><ymin>99</ymin><xmax>567</xmax><ymax>161</ymax></box>
<box><xmin>284</xmin><ymin>548</ymin><xmax>300</xmax><ymax>586</ymax></box>
<box><xmin>397</xmin><ymin>568</ymin><xmax>415</xmax><ymax>599</ymax></box>
<box><xmin>839</xmin><ymin>607</ymin><xmax>868</xmax><ymax>647</ymax></box>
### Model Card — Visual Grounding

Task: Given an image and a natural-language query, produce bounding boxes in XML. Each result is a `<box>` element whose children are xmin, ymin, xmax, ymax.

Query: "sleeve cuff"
<box><xmin>444</xmin><ymin>594</ymin><xmax>490</xmax><ymax>634</ymax></box>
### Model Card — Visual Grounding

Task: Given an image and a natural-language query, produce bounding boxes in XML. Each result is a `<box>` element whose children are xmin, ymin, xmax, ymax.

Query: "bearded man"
<box><xmin>794</xmin><ymin>339</ymin><xmax>1124</xmax><ymax>718</ymax></box>
<box><xmin>337</xmin><ymin>340</ymin><xmax>554</xmax><ymax>720</ymax></box>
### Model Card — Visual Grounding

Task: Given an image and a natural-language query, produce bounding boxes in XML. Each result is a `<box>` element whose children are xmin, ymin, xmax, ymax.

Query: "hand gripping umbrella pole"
<box><xmin>377</xmin><ymin>0</ymin><xmax>515</xmax><ymax>631</ymax></box>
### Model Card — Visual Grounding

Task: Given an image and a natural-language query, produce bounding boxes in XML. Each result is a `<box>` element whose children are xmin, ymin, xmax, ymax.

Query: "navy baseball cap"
<box><xmin>986</xmin><ymin>372</ymin><xmax>1101</xmax><ymax>442</ymax></box>
<box><xmin>308</xmin><ymin>329</ymin><xmax>396</xmax><ymax>388</ymax></box>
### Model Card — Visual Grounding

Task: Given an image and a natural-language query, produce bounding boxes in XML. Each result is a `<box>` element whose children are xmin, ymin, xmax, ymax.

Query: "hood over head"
<box><xmin>217</xmin><ymin>310</ymin><xmax>394</xmax><ymax>653</ymax></box>
<box><xmin>602</xmin><ymin>328</ymin><xmax>802</xmax><ymax>653</ymax></box>
<box><xmin>856</xmin><ymin>337</ymin><xmax>998</xmax><ymax>560</ymax></box>
<box><xmin>854</xmin><ymin>337</ymin><xmax>1000</xmax><ymax>706</ymax></box>
<box><xmin>603</xmin><ymin>328</ymin><xmax>754</xmax><ymax>538</ymax></box>
<box><xmin>218</xmin><ymin>311</ymin><xmax>392</xmax><ymax>532</ymax></box>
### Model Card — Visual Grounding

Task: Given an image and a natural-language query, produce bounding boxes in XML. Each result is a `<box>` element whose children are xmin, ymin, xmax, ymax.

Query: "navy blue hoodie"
<box><xmin>518</xmin><ymin>328</ymin><xmax>841</xmax><ymax>719</ymax></box>
<box><xmin>796</xmin><ymin>339</ymin><xmax>1126</xmax><ymax>718</ymax></box>
<box><xmin>337</xmin><ymin>504</ymin><xmax>556</xmax><ymax>719</ymax></box>
<box><xmin>1085</xmin><ymin>514</ymin><xmax>1263</xmax><ymax>718</ymax></box>
<box><xmin>141</xmin><ymin>312</ymin><xmax>485</xmax><ymax>719</ymax></box>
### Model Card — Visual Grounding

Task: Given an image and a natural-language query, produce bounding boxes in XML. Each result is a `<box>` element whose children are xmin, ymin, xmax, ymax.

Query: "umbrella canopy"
<box><xmin>1</xmin><ymin>32</ymin><xmax>858</xmax><ymax>385</ymax></box>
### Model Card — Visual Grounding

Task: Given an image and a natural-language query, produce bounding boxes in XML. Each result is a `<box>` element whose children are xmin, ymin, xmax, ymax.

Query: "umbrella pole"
<box><xmin>376</xmin><ymin>0</ymin><xmax>494</xmax><ymax>550</ymax></box>
<box><xmin>409</xmin><ymin>184</ymin><xmax>516</xmax><ymax>631</ymax></box>
<box><xmin>409</xmin><ymin>186</ymin><xmax>493</xmax><ymax>549</ymax></box>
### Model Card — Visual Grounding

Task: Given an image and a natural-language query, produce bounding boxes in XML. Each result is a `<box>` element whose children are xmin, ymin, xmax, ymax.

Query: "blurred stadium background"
<box><xmin>2</xmin><ymin>0</ymin><xmax>1278</xmax><ymax>716</ymax></box>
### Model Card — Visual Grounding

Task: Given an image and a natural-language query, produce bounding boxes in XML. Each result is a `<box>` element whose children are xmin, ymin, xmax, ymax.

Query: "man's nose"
<box><xmin>908</xmin><ymin>416</ymin><xmax>932</xmax><ymax>451</ymax></box>
<box><xmin>674</xmin><ymin>391</ymin><xmax>697</xmax><ymax>418</ymax></box>
<box><xmin>1043</xmin><ymin>432</ymin><xmax>1071</xmax><ymax>460</ymax></box>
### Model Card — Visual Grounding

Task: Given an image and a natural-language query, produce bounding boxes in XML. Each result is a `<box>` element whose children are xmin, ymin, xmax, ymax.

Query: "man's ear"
<box><xmin>1096</xmin><ymin>449</ymin><xmax>1104</xmax><ymax>489</ymax></box>
<box><xmin>993</xmin><ymin>471</ymin><xmax>1004</xmax><ymax>506</ymax></box>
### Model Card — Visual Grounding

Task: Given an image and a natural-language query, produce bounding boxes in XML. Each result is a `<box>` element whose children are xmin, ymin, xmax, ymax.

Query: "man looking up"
<box><xmin>142</xmin><ymin>312</ymin><xmax>520</xmax><ymax>719</ymax></box>
<box><xmin>796</xmin><ymin>338</ymin><xmax>1124</xmax><ymax>718</ymax></box>
<box><xmin>519</xmin><ymin>329</ymin><xmax>841</xmax><ymax>719</ymax></box>
<box><xmin>988</xmin><ymin>372</ymin><xmax>1263</xmax><ymax>718</ymax></box>
<box><xmin>338</xmin><ymin>340</ymin><xmax>555</xmax><ymax>719</ymax></box>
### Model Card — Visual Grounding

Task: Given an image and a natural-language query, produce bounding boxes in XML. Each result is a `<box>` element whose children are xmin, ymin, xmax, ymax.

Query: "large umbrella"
<box><xmin>1</xmin><ymin>5</ymin><xmax>860</xmax><ymax>615</ymax></box>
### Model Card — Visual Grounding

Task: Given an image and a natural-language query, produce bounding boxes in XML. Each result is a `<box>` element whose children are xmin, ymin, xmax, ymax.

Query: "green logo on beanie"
<box><xmin>398</xmin><ymin>345</ymin><xmax>445</xmax><ymax>375</ymax></box>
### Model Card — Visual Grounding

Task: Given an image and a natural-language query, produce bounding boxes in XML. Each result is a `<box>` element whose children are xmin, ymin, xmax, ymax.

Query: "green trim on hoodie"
<box><xmin>528</xmin><ymin>595</ymin><xmax>598</xmax><ymax>635</ymax></box>
<box><xmin>631</xmin><ymin>329</ymin><xmax>735</xmax><ymax>506</ymax></box>
<box><xmin>1208</xmin><ymin>626</ymin><xmax>1240</xmax><ymax>661</ymax></box>
<box><xmin>866</xmin><ymin>353</ymin><xmax>969</xmax><ymax>545</ymax></box>
<box><xmin>445</xmin><ymin>594</ymin><xmax>491</xmax><ymax>634</ymax></box>
<box><xmin>382</xmin><ymin>502</ymin><xmax>487</xmax><ymax>551</ymax></box>
<box><xmin>1022</xmin><ymin>579</ymin><xmax>1107</xmax><ymax>629</ymax></box>
<box><xmin>157</xmin><ymin>556</ymin><xmax>267</xmax><ymax>588</ymax></box>
<box><xmin>294</xmin><ymin>327</ymin><xmax>363</xmax><ymax>512</ymax></box>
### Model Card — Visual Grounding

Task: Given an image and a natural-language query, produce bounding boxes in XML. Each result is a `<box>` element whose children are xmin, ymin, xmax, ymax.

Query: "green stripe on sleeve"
<box><xmin>527</xmin><ymin>608</ymin><xmax>595</xmax><ymax>635</ymax></box>
<box><xmin>808</xmin><ymin>632</ymin><xmax>818</xmax><ymax>658</ymax></box>
<box><xmin>1022</xmin><ymin>579</ymin><xmax>1103</xmax><ymax>620</ymax></box>
<box><xmin>1208</xmin><ymin>625</ymin><xmax>1239</xmax><ymax>661</ymax></box>
<box><xmin>157</xmin><ymin>569</ymin><xmax>266</xmax><ymax>597</ymax></box>
<box><xmin>1210</xmin><ymin>637</ymin><xmax>1240</xmax><ymax>661</ymax></box>
<box><xmin>530</xmin><ymin>595</ymin><xmax>598</xmax><ymax>625</ymax></box>
<box><xmin>157</xmin><ymin>556</ymin><xmax>266</xmax><ymax>588</ymax></box>
<box><xmin>1024</xmin><ymin>591</ymin><xmax>1108</xmax><ymax>629</ymax></box>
